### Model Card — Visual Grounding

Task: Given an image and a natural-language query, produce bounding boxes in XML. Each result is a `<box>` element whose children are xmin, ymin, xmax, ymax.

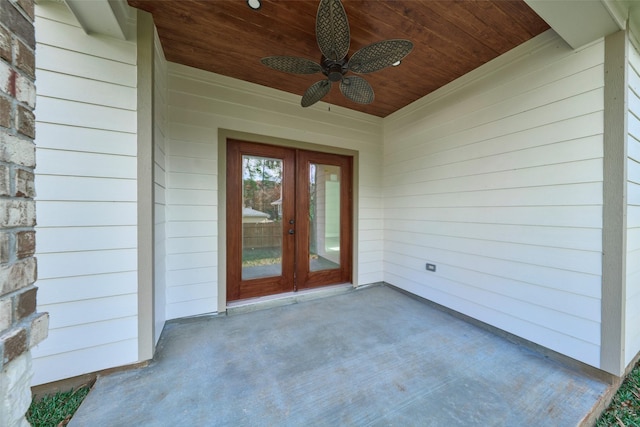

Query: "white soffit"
<box><xmin>631</xmin><ymin>5</ymin><xmax>640</xmax><ymax>40</ymax></box>
<box><xmin>525</xmin><ymin>0</ymin><xmax>627</xmax><ymax>49</ymax></box>
<box><xmin>63</xmin><ymin>0</ymin><xmax>134</xmax><ymax>40</ymax></box>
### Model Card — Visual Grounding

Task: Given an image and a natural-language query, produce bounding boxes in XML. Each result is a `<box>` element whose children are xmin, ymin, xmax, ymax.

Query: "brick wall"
<box><xmin>0</xmin><ymin>0</ymin><xmax>48</xmax><ymax>425</ymax></box>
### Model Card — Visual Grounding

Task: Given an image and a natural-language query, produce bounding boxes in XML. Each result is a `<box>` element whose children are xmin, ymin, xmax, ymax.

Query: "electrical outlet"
<box><xmin>426</xmin><ymin>263</ymin><xmax>436</xmax><ymax>272</ymax></box>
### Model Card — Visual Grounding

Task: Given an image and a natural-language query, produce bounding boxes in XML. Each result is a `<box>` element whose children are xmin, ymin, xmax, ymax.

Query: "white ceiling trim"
<box><xmin>631</xmin><ymin>4</ymin><xmax>640</xmax><ymax>37</ymax></box>
<box><xmin>63</xmin><ymin>0</ymin><xmax>134</xmax><ymax>40</ymax></box>
<box><xmin>602</xmin><ymin>0</ymin><xmax>631</xmax><ymax>29</ymax></box>
<box><xmin>524</xmin><ymin>0</ymin><xmax>632</xmax><ymax>49</ymax></box>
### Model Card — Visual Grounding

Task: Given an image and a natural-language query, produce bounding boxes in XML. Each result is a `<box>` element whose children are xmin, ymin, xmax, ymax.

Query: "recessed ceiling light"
<box><xmin>392</xmin><ymin>60</ymin><xmax>401</xmax><ymax>66</ymax></box>
<box><xmin>247</xmin><ymin>0</ymin><xmax>261</xmax><ymax>10</ymax></box>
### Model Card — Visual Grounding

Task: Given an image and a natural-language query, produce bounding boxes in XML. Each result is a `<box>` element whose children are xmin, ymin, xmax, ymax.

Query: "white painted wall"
<box><xmin>626</xmin><ymin>31</ymin><xmax>640</xmax><ymax>366</ymax></box>
<box><xmin>153</xmin><ymin>28</ymin><xmax>168</xmax><ymax>345</ymax></box>
<box><xmin>31</xmin><ymin>2</ymin><xmax>138</xmax><ymax>385</ymax></box>
<box><xmin>165</xmin><ymin>65</ymin><xmax>384</xmax><ymax>319</ymax></box>
<box><xmin>383</xmin><ymin>31</ymin><xmax>604</xmax><ymax>368</ymax></box>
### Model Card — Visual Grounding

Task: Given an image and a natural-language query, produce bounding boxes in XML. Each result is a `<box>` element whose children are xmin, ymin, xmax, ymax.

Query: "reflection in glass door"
<box><xmin>241</xmin><ymin>155</ymin><xmax>283</xmax><ymax>280</ymax></box>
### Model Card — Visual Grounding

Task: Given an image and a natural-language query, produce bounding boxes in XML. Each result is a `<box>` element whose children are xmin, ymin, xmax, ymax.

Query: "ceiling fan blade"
<box><xmin>301</xmin><ymin>80</ymin><xmax>332</xmax><ymax>107</ymax></box>
<box><xmin>339</xmin><ymin>76</ymin><xmax>374</xmax><ymax>104</ymax></box>
<box><xmin>348</xmin><ymin>39</ymin><xmax>414</xmax><ymax>74</ymax></box>
<box><xmin>316</xmin><ymin>0</ymin><xmax>350</xmax><ymax>61</ymax></box>
<box><xmin>261</xmin><ymin>56</ymin><xmax>322</xmax><ymax>74</ymax></box>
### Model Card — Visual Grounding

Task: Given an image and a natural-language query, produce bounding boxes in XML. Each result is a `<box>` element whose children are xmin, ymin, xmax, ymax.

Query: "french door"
<box><xmin>226</xmin><ymin>139</ymin><xmax>352</xmax><ymax>302</ymax></box>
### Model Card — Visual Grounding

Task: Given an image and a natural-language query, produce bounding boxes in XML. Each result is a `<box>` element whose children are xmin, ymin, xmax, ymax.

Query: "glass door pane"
<box><xmin>241</xmin><ymin>155</ymin><xmax>283</xmax><ymax>280</ymax></box>
<box><xmin>309</xmin><ymin>163</ymin><xmax>341</xmax><ymax>272</ymax></box>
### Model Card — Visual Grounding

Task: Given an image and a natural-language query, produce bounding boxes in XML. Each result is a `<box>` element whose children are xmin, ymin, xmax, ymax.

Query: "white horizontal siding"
<box><xmin>36</xmin><ymin>122</ymin><xmax>137</xmax><ymax>155</ymax></box>
<box><xmin>38</xmin><ymin>249</ymin><xmax>137</xmax><ymax>279</ymax></box>
<box><xmin>37</xmin><ymin>97</ymin><xmax>136</xmax><ymax>133</ymax></box>
<box><xmin>154</xmin><ymin>28</ymin><xmax>168</xmax><ymax>344</ymax></box>
<box><xmin>32</xmin><ymin>2</ymin><xmax>138</xmax><ymax>386</ymax></box>
<box><xmin>165</xmin><ymin>94</ymin><xmax>223</xmax><ymax>319</ymax></box>
<box><xmin>34</xmin><ymin>317</ymin><xmax>137</xmax><ymax>356</ymax></box>
<box><xmin>37</xmin><ymin>150</ymin><xmax>137</xmax><ymax>178</ymax></box>
<box><xmin>36</xmin><ymin>176</ymin><xmax>136</xmax><ymax>201</ymax></box>
<box><xmin>32</xmin><ymin>340</ymin><xmax>138</xmax><ymax>387</ymax></box>
<box><xmin>37</xmin><ymin>201</ymin><xmax>136</xmax><ymax>227</ymax></box>
<box><xmin>626</xmin><ymin>35</ymin><xmax>640</xmax><ymax>365</ymax></box>
<box><xmin>166</xmin><ymin>63</ymin><xmax>383</xmax><ymax>319</ymax></box>
<box><xmin>37</xmin><ymin>69</ymin><xmax>136</xmax><ymax>110</ymax></box>
<box><xmin>383</xmin><ymin>31</ymin><xmax>604</xmax><ymax>368</ymax></box>
<box><xmin>41</xmin><ymin>294</ymin><xmax>137</xmax><ymax>330</ymax></box>
<box><xmin>37</xmin><ymin>42</ymin><xmax>135</xmax><ymax>87</ymax></box>
<box><xmin>36</xmin><ymin>272</ymin><xmax>137</xmax><ymax>305</ymax></box>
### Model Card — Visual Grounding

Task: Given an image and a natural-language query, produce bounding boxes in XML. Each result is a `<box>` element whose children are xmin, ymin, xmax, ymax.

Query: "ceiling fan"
<box><xmin>261</xmin><ymin>0</ymin><xmax>414</xmax><ymax>108</ymax></box>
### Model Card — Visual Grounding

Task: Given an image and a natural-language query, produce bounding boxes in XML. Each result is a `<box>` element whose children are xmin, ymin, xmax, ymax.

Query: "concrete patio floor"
<box><xmin>70</xmin><ymin>285</ymin><xmax>612</xmax><ymax>426</ymax></box>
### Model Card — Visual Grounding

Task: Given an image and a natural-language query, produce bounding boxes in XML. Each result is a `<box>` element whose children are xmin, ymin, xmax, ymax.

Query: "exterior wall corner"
<box><xmin>601</xmin><ymin>29</ymin><xmax>629</xmax><ymax>376</ymax></box>
<box><xmin>0</xmin><ymin>0</ymin><xmax>48</xmax><ymax>423</ymax></box>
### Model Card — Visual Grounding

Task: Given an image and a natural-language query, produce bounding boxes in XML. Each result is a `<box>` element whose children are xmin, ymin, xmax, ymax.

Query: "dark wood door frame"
<box><xmin>226</xmin><ymin>140</ymin><xmax>296</xmax><ymax>301</ymax></box>
<box><xmin>226</xmin><ymin>139</ymin><xmax>352</xmax><ymax>302</ymax></box>
<box><xmin>295</xmin><ymin>149</ymin><xmax>353</xmax><ymax>289</ymax></box>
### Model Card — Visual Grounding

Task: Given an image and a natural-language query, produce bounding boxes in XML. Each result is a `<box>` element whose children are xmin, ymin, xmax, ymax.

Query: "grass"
<box><xmin>597</xmin><ymin>360</ymin><xmax>640</xmax><ymax>426</ymax></box>
<box><xmin>242</xmin><ymin>247</ymin><xmax>281</xmax><ymax>267</ymax></box>
<box><xmin>27</xmin><ymin>386</ymin><xmax>90</xmax><ymax>427</ymax></box>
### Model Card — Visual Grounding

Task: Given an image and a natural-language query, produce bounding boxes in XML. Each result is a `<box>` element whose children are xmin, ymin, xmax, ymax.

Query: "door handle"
<box><xmin>288</xmin><ymin>229</ymin><xmax>295</xmax><ymax>235</ymax></box>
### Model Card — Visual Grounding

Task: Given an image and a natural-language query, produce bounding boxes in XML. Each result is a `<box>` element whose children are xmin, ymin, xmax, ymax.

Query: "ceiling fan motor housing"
<box><xmin>322</xmin><ymin>57</ymin><xmax>348</xmax><ymax>82</ymax></box>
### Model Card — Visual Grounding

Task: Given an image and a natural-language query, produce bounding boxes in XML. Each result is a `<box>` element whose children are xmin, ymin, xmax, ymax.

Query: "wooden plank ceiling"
<box><xmin>127</xmin><ymin>0</ymin><xmax>549</xmax><ymax>117</ymax></box>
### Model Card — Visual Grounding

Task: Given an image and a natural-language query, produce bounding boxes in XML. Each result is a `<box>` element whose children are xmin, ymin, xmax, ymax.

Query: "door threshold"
<box><xmin>226</xmin><ymin>283</ymin><xmax>355</xmax><ymax>316</ymax></box>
